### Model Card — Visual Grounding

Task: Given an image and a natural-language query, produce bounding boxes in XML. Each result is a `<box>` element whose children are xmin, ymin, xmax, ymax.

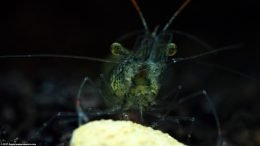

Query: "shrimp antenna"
<box><xmin>130</xmin><ymin>0</ymin><xmax>149</xmax><ymax>31</ymax></box>
<box><xmin>0</xmin><ymin>54</ymin><xmax>119</xmax><ymax>63</ymax></box>
<box><xmin>163</xmin><ymin>0</ymin><xmax>190</xmax><ymax>31</ymax></box>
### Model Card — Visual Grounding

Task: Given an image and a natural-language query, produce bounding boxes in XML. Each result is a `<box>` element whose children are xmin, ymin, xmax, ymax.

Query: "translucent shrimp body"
<box><xmin>109</xmin><ymin>32</ymin><xmax>175</xmax><ymax>111</ymax></box>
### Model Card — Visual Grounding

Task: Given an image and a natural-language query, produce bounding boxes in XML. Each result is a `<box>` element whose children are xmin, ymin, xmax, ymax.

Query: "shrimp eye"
<box><xmin>166</xmin><ymin>43</ymin><xmax>177</xmax><ymax>56</ymax></box>
<box><xmin>111</xmin><ymin>42</ymin><xmax>129</xmax><ymax>56</ymax></box>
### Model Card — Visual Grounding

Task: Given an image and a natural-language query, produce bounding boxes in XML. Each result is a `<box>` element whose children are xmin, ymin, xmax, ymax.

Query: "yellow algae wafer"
<box><xmin>70</xmin><ymin>119</ymin><xmax>185</xmax><ymax>146</ymax></box>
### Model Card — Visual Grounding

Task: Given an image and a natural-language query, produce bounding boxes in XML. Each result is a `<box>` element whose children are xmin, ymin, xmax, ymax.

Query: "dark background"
<box><xmin>0</xmin><ymin>0</ymin><xmax>259</xmax><ymax>145</ymax></box>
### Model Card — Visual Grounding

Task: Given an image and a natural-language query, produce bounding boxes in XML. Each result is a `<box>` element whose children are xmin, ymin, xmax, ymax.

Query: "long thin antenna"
<box><xmin>130</xmin><ymin>0</ymin><xmax>149</xmax><ymax>31</ymax></box>
<box><xmin>173</xmin><ymin>43</ymin><xmax>244</xmax><ymax>63</ymax></box>
<box><xmin>0</xmin><ymin>54</ymin><xmax>119</xmax><ymax>63</ymax></box>
<box><xmin>163</xmin><ymin>0</ymin><xmax>191</xmax><ymax>31</ymax></box>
